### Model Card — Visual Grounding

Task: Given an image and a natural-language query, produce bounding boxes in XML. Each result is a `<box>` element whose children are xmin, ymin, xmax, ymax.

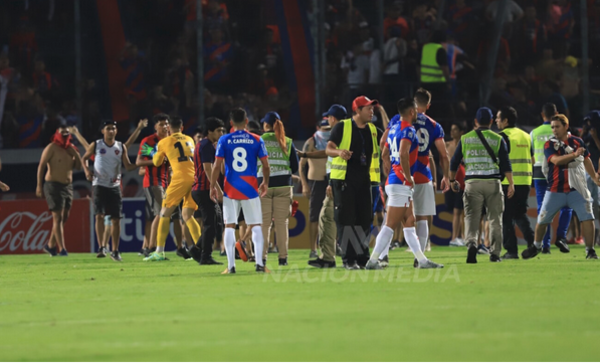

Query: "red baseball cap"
<box><xmin>352</xmin><ymin>96</ymin><xmax>378</xmax><ymax>111</ymax></box>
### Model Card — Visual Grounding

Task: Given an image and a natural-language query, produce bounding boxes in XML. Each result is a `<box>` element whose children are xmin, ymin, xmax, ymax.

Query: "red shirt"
<box><xmin>138</xmin><ymin>134</ymin><xmax>169</xmax><ymax>188</ymax></box>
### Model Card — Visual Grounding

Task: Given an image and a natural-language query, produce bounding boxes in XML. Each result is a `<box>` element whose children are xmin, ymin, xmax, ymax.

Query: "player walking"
<box><xmin>367</xmin><ymin>98</ymin><xmax>443</xmax><ymax>269</ymax></box>
<box><xmin>209</xmin><ymin>108</ymin><xmax>270</xmax><ymax>274</ymax></box>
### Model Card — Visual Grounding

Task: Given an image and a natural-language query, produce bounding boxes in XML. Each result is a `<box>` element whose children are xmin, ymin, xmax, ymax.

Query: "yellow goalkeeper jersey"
<box><xmin>153</xmin><ymin>132</ymin><xmax>195</xmax><ymax>183</ymax></box>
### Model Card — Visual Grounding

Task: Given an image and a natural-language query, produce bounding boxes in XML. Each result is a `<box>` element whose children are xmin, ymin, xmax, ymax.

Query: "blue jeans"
<box><xmin>534</xmin><ymin>179</ymin><xmax>572</xmax><ymax>247</ymax></box>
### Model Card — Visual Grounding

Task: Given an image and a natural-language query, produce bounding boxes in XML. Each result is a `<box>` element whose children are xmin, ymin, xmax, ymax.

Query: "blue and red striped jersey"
<box><xmin>215</xmin><ymin>130</ymin><xmax>268</xmax><ymax>200</ymax></box>
<box><xmin>387</xmin><ymin>120</ymin><xmax>419</xmax><ymax>187</ymax></box>
<box><xmin>544</xmin><ymin>135</ymin><xmax>589</xmax><ymax>193</ymax></box>
<box><xmin>414</xmin><ymin>113</ymin><xmax>445</xmax><ymax>184</ymax></box>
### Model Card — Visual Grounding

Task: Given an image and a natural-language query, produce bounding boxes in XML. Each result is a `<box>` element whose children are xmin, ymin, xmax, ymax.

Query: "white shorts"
<box><xmin>413</xmin><ymin>182</ymin><xmax>436</xmax><ymax>216</ymax></box>
<box><xmin>385</xmin><ymin>184</ymin><xmax>413</xmax><ymax>208</ymax></box>
<box><xmin>223</xmin><ymin>196</ymin><xmax>262</xmax><ymax>225</ymax></box>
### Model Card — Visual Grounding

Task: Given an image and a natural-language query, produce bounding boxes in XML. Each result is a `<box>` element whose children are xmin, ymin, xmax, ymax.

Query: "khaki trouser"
<box><xmin>318</xmin><ymin>194</ymin><xmax>336</xmax><ymax>262</ymax></box>
<box><xmin>463</xmin><ymin>179</ymin><xmax>504</xmax><ymax>257</ymax></box>
<box><xmin>261</xmin><ymin>187</ymin><xmax>292</xmax><ymax>260</ymax></box>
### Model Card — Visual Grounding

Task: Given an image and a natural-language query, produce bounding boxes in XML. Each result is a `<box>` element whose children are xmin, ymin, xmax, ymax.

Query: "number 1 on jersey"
<box><xmin>174</xmin><ymin>142</ymin><xmax>192</xmax><ymax>162</ymax></box>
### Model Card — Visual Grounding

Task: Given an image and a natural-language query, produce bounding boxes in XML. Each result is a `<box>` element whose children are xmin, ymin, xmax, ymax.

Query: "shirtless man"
<box><xmin>36</xmin><ymin>121</ymin><xmax>83</xmax><ymax>256</ymax></box>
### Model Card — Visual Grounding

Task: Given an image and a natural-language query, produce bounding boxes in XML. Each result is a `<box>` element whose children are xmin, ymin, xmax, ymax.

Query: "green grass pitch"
<box><xmin>1</xmin><ymin>246</ymin><xmax>598</xmax><ymax>361</ymax></box>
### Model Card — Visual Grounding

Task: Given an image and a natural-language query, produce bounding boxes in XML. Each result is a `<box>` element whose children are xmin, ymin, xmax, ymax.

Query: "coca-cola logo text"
<box><xmin>0</xmin><ymin>212</ymin><xmax>53</xmax><ymax>252</ymax></box>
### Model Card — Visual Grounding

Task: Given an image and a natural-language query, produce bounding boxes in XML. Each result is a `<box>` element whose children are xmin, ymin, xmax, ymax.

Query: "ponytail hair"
<box><xmin>273</xmin><ymin>119</ymin><xmax>288</xmax><ymax>155</ymax></box>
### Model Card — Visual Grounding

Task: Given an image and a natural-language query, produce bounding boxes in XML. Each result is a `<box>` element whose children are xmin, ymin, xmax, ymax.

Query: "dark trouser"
<box><xmin>332</xmin><ymin>179</ymin><xmax>372</xmax><ymax>267</ymax></box>
<box><xmin>192</xmin><ymin>190</ymin><xmax>222</xmax><ymax>259</ymax></box>
<box><xmin>502</xmin><ymin>185</ymin><xmax>535</xmax><ymax>254</ymax></box>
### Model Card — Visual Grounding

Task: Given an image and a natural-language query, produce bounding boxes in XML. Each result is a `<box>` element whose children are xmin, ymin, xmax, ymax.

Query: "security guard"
<box><xmin>495</xmin><ymin>106</ymin><xmax>534</xmax><ymax>259</ymax></box>
<box><xmin>450</xmin><ymin>107</ymin><xmax>514</xmax><ymax>263</ymax></box>
<box><xmin>327</xmin><ymin>96</ymin><xmax>382</xmax><ymax>270</ymax></box>
<box><xmin>530</xmin><ymin>103</ymin><xmax>572</xmax><ymax>253</ymax></box>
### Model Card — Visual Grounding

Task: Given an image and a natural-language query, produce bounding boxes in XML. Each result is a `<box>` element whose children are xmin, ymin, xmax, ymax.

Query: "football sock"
<box><xmin>252</xmin><ymin>226</ymin><xmax>264</xmax><ymax>266</ymax></box>
<box><xmin>370</xmin><ymin>225</ymin><xmax>394</xmax><ymax>262</ymax></box>
<box><xmin>534</xmin><ymin>241</ymin><xmax>542</xmax><ymax>249</ymax></box>
<box><xmin>185</xmin><ymin>217</ymin><xmax>202</xmax><ymax>244</ymax></box>
<box><xmin>224</xmin><ymin>228</ymin><xmax>236</xmax><ymax>269</ymax></box>
<box><xmin>156</xmin><ymin>217</ymin><xmax>171</xmax><ymax>253</ymax></box>
<box><xmin>416</xmin><ymin>220</ymin><xmax>429</xmax><ymax>252</ymax></box>
<box><xmin>404</xmin><ymin>227</ymin><xmax>427</xmax><ymax>263</ymax></box>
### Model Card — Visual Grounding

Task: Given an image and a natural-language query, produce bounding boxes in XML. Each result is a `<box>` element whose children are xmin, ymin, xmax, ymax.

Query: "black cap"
<box><xmin>102</xmin><ymin>120</ymin><xmax>117</xmax><ymax>127</ymax></box>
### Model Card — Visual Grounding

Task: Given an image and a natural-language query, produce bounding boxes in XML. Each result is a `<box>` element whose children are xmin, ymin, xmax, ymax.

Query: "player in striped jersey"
<box><xmin>367</xmin><ymin>98</ymin><xmax>443</xmax><ymax>269</ymax></box>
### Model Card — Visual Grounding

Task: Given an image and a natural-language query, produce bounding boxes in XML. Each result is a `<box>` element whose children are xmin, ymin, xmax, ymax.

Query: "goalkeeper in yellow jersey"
<box><xmin>144</xmin><ymin>117</ymin><xmax>202</xmax><ymax>261</ymax></box>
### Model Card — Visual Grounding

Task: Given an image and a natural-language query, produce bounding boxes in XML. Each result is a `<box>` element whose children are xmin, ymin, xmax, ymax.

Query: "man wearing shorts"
<box><xmin>210</xmin><ymin>107</ymin><xmax>270</xmax><ymax>274</ymax></box>
<box><xmin>36</xmin><ymin>120</ymin><xmax>83</xmax><ymax>256</ymax></box>
<box><xmin>143</xmin><ymin>117</ymin><xmax>202</xmax><ymax>262</ymax></box>
<box><xmin>83</xmin><ymin>120</ymin><xmax>139</xmax><ymax>261</ymax></box>
<box><xmin>445</xmin><ymin>121</ymin><xmax>466</xmax><ymax>246</ymax></box>
<box><xmin>367</xmin><ymin>98</ymin><xmax>443</xmax><ymax>269</ymax></box>
<box><xmin>522</xmin><ymin>114</ymin><xmax>600</xmax><ymax>260</ymax></box>
<box><xmin>137</xmin><ymin>113</ymin><xmax>171</xmax><ymax>257</ymax></box>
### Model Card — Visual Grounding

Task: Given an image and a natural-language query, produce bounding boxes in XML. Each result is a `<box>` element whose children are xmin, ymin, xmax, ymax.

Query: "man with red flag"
<box><xmin>36</xmin><ymin>120</ymin><xmax>83</xmax><ymax>256</ymax></box>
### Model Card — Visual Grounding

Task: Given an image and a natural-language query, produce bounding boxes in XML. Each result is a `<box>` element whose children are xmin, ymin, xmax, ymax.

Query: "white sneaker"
<box><xmin>418</xmin><ymin>259</ymin><xmax>444</xmax><ymax>269</ymax></box>
<box><xmin>365</xmin><ymin>260</ymin><xmax>383</xmax><ymax>270</ymax></box>
<box><xmin>449</xmin><ymin>239</ymin><xmax>465</xmax><ymax>247</ymax></box>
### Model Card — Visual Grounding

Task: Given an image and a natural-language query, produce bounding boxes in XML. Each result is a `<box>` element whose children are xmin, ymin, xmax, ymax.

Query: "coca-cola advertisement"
<box><xmin>0</xmin><ymin>199</ymin><xmax>91</xmax><ymax>254</ymax></box>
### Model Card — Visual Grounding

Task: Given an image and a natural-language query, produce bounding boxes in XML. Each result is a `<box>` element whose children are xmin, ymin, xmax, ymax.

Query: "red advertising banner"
<box><xmin>0</xmin><ymin>199</ymin><xmax>91</xmax><ymax>254</ymax></box>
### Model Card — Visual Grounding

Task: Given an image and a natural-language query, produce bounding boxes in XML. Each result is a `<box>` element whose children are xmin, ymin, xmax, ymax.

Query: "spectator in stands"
<box><xmin>164</xmin><ymin>57</ymin><xmax>194</xmax><ymax>110</ymax></box>
<box><xmin>32</xmin><ymin>59</ymin><xmax>59</xmax><ymax>101</ymax></box>
<box><xmin>446</xmin><ymin>0</ymin><xmax>475</xmax><ymax>51</ymax></box>
<box><xmin>548</xmin><ymin>0</ymin><xmax>575</xmax><ymax>58</ymax></box>
<box><xmin>341</xmin><ymin>43</ymin><xmax>369</xmax><ymax>101</ymax></box>
<box><xmin>517</xmin><ymin>4</ymin><xmax>548</xmax><ymax>66</ymax></box>
<box><xmin>203</xmin><ymin>28</ymin><xmax>233</xmax><ymax>91</ymax></box>
<box><xmin>204</xmin><ymin>0</ymin><xmax>229</xmax><ymax>33</ymax></box>
<box><xmin>485</xmin><ymin>0</ymin><xmax>523</xmax><ymax>39</ymax></box>
<box><xmin>383</xmin><ymin>26</ymin><xmax>407</xmax><ymax>104</ymax></box>
<box><xmin>412</xmin><ymin>3</ymin><xmax>435</xmax><ymax>46</ymax></box>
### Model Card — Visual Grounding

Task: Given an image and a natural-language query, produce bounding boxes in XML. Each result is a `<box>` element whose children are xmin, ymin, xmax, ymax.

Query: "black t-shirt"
<box><xmin>329</xmin><ymin>121</ymin><xmax>383</xmax><ymax>186</ymax></box>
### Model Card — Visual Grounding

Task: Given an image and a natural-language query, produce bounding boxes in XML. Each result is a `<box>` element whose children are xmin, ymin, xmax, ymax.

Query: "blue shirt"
<box><xmin>215</xmin><ymin>130</ymin><xmax>268</xmax><ymax>200</ymax></box>
<box><xmin>387</xmin><ymin>120</ymin><xmax>419</xmax><ymax>186</ymax></box>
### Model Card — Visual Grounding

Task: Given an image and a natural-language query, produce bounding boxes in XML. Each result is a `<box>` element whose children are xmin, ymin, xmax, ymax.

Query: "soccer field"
<box><xmin>1</xmin><ymin>246</ymin><xmax>598</xmax><ymax>361</ymax></box>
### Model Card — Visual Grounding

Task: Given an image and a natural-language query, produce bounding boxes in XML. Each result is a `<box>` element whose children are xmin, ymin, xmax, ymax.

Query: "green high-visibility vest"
<box><xmin>461</xmin><ymin>129</ymin><xmax>502</xmax><ymax>180</ymax></box>
<box><xmin>501</xmin><ymin>127</ymin><xmax>532</xmax><ymax>185</ymax></box>
<box><xmin>257</xmin><ymin>132</ymin><xmax>292</xmax><ymax>183</ymax></box>
<box><xmin>530</xmin><ymin>123</ymin><xmax>553</xmax><ymax>180</ymax></box>
<box><xmin>330</xmin><ymin>119</ymin><xmax>380</xmax><ymax>183</ymax></box>
<box><xmin>420</xmin><ymin>43</ymin><xmax>446</xmax><ymax>83</ymax></box>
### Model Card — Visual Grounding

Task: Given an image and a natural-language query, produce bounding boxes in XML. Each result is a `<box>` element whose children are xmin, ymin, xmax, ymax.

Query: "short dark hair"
<box><xmin>397</xmin><ymin>98</ymin><xmax>416</xmax><ymax>116</ymax></box>
<box><xmin>153</xmin><ymin>113</ymin><xmax>170</xmax><ymax>124</ymax></box>
<box><xmin>170</xmin><ymin>117</ymin><xmax>183</xmax><ymax>129</ymax></box>
<box><xmin>414</xmin><ymin>88</ymin><xmax>432</xmax><ymax>106</ymax></box>
<box><xmin>452</xmin><ymin>120</ymin><xmax>467</xmax><ymax>132</ymax></box>
<box><xmin>194</xmin><ymin>126</ymin><xmax>203</xmax><ymax>135</ymax></box>
<box><xmin>205</xmin><ymin>117</ymin><xmax>224</xmax><ymax>133</ymax></box>
<box><xmin>499</xmin><ymin>106</ymin><xmax>518</xmax><ymax>127</ymax></box>
<box><xmin>230</xmin><ymin>107</ymin><xmax>247</xmax><ymax>124</ymax></box>
<box><xmin>247</xmin><ymin>120</ymin><xmax>261</xmax><ymax>134</ymax></box>
<box><xmin>542</xmin><ymin>103</ymin><xmax>558</xmax><ymax>120</ymax></box>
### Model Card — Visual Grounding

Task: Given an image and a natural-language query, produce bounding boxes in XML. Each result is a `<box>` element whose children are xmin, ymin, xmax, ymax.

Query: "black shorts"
<box><xmin>308</xmin><ymin>180</ymin><xmax>327</xmax><ymax>222</ymax></box>
<box><xmin>93</xmin><ymin>185</ymin><xmax>122</xmax><ymax>219</ymax></box>
<box><xmin>44</xmin><ymin>181</ymin><xmax>73</xmax><ymax>212</ymax></box>
<box><xmin>445</xmin><ymin>189</ymin><xmax>464</xmax><ymax>210</ymax></box>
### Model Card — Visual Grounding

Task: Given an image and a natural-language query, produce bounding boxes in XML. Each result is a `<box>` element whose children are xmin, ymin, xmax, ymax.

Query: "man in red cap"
<box><xmin>327</xmin><ymin>96</ymin><xmax>383</xmax><ymax>269</ymax></box>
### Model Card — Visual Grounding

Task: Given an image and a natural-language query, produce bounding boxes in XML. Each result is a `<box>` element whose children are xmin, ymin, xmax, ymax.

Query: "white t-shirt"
<box><xmin>383</xmin><ymin>37</ymin><xmax>407</xmax><ymax>75</ymax></box>
<box><xmin>485</xmin><ymin>0</ymin><xmax>523</xmax><ymax>23</ymax></box>
<box><xmin>93</xmin><ymin>139</ymin><xmax>123</xmax><ymax>188</ymax></box>
<box><xmin>341</xmin><ymin>52</ymin><xmax>369</xmax><ymax>88</ymax></box>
